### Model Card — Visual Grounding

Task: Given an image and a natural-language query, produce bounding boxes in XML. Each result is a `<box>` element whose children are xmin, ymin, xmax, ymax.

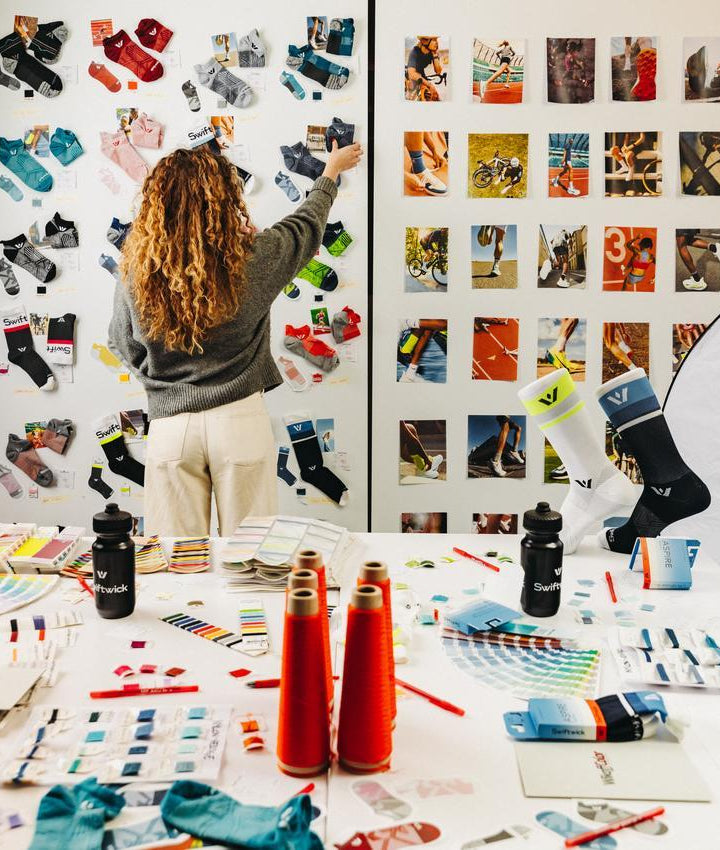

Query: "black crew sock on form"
<box><xmin>94</xmin><ymin>413</ymin><xmax>145</xmax><ymax>487</ymax></box>
<box><xmin>88</xmin><ymin>461</ymin><xmax>114</xmax><ymax>498</ymax></box>
<box><xmin>285</xmin><ymin>414</ymin><xmax>347</xmax><ymax>505</ymax></box>
<box><xmin>2</xmin><ymin>306</ymin><xmax>54</xmax><ymax>389</ymax></box>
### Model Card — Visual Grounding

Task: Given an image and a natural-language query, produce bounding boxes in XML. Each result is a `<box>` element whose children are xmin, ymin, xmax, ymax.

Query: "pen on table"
<box><xmin>564</xmin><ymin>805</ymin><xmax>665</xmax><ymax>847</ymax></box>
<box><xmin>452</xmin><ymin>547</ymin><xmax>500</xmax><ymax>573</ymax></box>
<box><xmin>245</xmin><ymin>677</ymin><xmax>281</xmax><ymax>689</ymax></box>
<box><xmin>77</xmin><ymin>576</ymin><xmax>94</xmax><ymax>597</ymax></box>
<box><xmin>90</xmin><ymin>685</ymin><xmax>199</xmax><ymax>699</ymax></box>
<box><xmin>395</xmin><ymin>677</ymin><xmax>466</xmax><ymax>717</ymax></box>
<box><xmin>604</xmin><ymin>570</ymin><xmax>618</xmax><ymax>604</ymax></box>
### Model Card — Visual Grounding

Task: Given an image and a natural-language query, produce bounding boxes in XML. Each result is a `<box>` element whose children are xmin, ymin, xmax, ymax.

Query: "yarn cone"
<box><xmin>337</xmin><ymin>584</ymin><xmax>393</xmax><ymax>773</ymax></box>
<box><xmin>358</xmin><ymin>560</ymin><xmax>396</xmax><ymax>723</ymax></box>
<box><xmin>276</xmin><ymin>588</ymin><xmax>330</xmax><ymax>776</ymax></box>
<box><xmin>296</xmin><ymin>549</ymin><xmax>333</xmax><ymax>710</ymax></box>
<box><xmin>289</xmin><ymin>567</ymin><xmax>319</xmax><ymax>592</ymax></box>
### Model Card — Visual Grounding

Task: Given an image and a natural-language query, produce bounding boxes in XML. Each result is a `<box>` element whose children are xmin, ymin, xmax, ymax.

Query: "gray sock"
<box><xmin>237</xmin><ymin>29</ymin><xmax>265</xmax><ymax>67</ymax></box>
<box><xmin>281</xmin><ymin>142</ymin><xmax>324</xmax><ymax>181</ymax></box>
<box><xmin>182</xmin><ymin>79</ymin><xmax>201</xmax><ymax>112</ymax></box>
<box><xmin>99</xmin><ymin>253</ymin><xmax>119</xmax><ymax>281</ymax></box>
<box><xmin>0</xmin><ymin>70</ymin><xmax>19</xmax><ymax>89</ymax></box>
<box><xmin>6</xmin><ymin>433</ymin><xmax>53</xmax><ymax>487</ymax></box>
<box><xmin>326</xmin><ymin>116</ymin><xmax>355</xmax><ymax>151</ymax></box>
<box><xmin>275</xmin><ymin>171</ymin><xmax>300</xmax><ymax>202</ymax></box>
<box><xmin>284</xmin><ymin>332</ymin><xmax>339</xmax><ymax>372</ymax></box>
<box><xmin>0</xmin><ymin>258</ymin><xmax>18</xmax><ymax>296</ymax></box>
<box><xmin>194</xmin><ymin>58</ymin><xmax>252</xmax><ymax>108</ymax></box>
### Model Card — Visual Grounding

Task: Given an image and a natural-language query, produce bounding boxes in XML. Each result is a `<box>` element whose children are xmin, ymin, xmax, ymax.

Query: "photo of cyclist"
<box><xmin>471</xmin><ymin>224</ymin><xmax>517</xmax><ymax>288</ymax></box>
<box><xmin>404</xmin><ymin>35</ymin><xmax>449</xmax><ymax>101</ymax></box>
<box><xmin>675</xmin><ymin>228</ymin><xmax>720</xmax><ymax>291</ymax></box>
<box><xmin>404</xmin><ymin>226</ymin><xmax>448</xmax><ymax>292</ymax></box>
<box><xmin>547</xmin><ymin>37</ymin><xmax>596</xmax><ymax>103</ymax></box>
<box><xmin>472</xmin><ymin>37</ymin><xmax>525</xmax><ymax>103</ymax></box>
<box><xmin>467</xmin><ymin>133</ymin><xmax>528</xmax><ymax>198</ymax></box>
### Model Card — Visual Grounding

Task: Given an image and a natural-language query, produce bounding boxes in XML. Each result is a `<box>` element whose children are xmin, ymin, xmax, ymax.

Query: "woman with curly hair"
<box><xmin>109</xmin><ymin>141</ymin><xmax>362</xmax><ymax>535</ymax></box>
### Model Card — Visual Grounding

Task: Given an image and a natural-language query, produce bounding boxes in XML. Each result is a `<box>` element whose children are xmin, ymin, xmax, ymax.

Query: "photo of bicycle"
<box><xmin>467</xmin><ymin>133</ymin><xmax>528</xmax><ymax>198</ymax></box>
<box><xmin>604</xmin><ymin>131</ymin><xmax>662</xmax><ymax>197</ymax></box>
<box><xmin>472</xmin><ymin>38</ymin><xmax>525</xmax><ymax>103</ymax></box>
<box><xmin>404</xmin><ymin>227</ymin><xmax>448</xmax><ymax>292</ymax></box>
<box><xmin>679</xmin><ymin>131</ymin><xmax>720</xmax><ymax>196</ymax></box>
<box><xmin>404</xmin><ymin>35</ymin><xmax>449</xmax><ymax>102</ymax></box>
<box><xmin>546</xmin><ymin>37</ymin><xmax>595</xmax><ymax>103</ymax></box>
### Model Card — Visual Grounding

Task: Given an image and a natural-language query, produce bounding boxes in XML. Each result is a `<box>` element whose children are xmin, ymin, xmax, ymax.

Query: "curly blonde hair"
<box><xmin>120</xmin><ymin>146</ymin><xmax>254</xmax><ymax>355</ymax></box>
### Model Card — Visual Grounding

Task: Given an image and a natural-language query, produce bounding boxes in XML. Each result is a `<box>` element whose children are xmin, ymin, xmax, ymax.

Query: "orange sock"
<box><xmin>88</xmin><ymin>61</ymin><xmax>121</xmax><ymax>93</ymax></box>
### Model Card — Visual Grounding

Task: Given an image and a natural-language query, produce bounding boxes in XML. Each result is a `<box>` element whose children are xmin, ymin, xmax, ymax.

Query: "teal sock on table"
<box><xmin>0</xmin><ymin>137</ymin><xmax>53</xmax><ymax>191</ymax></box>
<box><xmin>0</xmin><ymin>175</ymin><xmax>23</xmax><ymax>201</ymax></box>
<box><xmin>160</xmin><ymin>781</ymin><xmax>323</xmax><ymax>849</ymax></box>
<box><xmin>29</xmin><ymin>777</ymin><xmax>124</xmax><ymax>850</ymax></box>
<box><xmin>49</xmin><ymin>128</ymin><xmax>84</xmax><ymax>166</ymax></box>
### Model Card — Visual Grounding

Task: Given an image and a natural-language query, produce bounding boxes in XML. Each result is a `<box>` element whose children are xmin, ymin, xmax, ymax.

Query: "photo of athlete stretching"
<box><xmin>675</xmin><ymin>228</ymin><xmax>720</xmax><ymax>291</ymax></box>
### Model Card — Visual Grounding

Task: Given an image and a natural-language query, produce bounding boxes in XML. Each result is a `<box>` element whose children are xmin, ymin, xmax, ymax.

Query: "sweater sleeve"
<box><xmin>107</xmin><ymin>281</ymin><xmax>149</xmax><ymax>377</ymax></box>
<box><xmin>252</xmin><ymin>175</ymin><xmax>338</xmax><ymax>300</ymax></box>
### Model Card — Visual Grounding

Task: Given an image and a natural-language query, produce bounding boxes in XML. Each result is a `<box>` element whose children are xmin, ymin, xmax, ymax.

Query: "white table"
<box><xmin>1</xmin><ymin>533</ymin><xmax>719</xmax><ymax>849</ymax></box>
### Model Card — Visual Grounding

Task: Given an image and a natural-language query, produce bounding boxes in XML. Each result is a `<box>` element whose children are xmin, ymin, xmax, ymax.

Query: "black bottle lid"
<box><xmin>523</xmin><ymin>501</ymin><xmax>562</xmax><ymax>533</ymax></box>
<box><xmin>93</xmin><ymin>502</ymin><xmax>133</xmax><ymax>535</ymax></box>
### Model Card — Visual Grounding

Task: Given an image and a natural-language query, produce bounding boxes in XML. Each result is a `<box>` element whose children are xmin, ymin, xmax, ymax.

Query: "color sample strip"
<box><xmin>60</xmin><ymin>548</ymin><xmax>93</xmax><ymax>578</ymax></box>
<box><xmin>169</xmin><ymin>537</ymin><xmax>210</xmax><ymax>574</ymax></box>
<box><xmin>135</xmin><ymin>536</ymin><xmax>168</xmax><ymax>574</ymax></box>
<box><xmin>0</xmin><ymin>574</ymin><xmax>58</xmax><ymax>615</ymax></box>
<box><xmin>160</xmin><ymin>611</ymin><xmax>257</xmax><ymax>655</ymax></box>
<box><xmin>238</xmin><ymin>599</ymin><xmax>270</xmax><ymax>655</ymax></box>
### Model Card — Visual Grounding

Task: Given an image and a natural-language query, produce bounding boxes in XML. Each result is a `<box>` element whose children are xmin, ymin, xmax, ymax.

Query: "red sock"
<box><xmin>103</xmin><ymin>29</ymin><xmax>163</xmax><ymax>82</ymax></box>
<box><xmin>135</xmin><ymin>18</ymin><xmax>173</xmax><ymax>53</ymax></box>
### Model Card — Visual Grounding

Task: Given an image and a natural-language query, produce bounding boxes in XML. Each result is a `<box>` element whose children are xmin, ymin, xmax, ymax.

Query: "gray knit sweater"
<box><xmin>108</xmin><ymin>176</ymin><xmax>337</xmax><ymax>419</ymax></box>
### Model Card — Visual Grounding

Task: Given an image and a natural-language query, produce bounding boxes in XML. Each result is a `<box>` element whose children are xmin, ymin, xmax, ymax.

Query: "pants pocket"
<box><xmin>147</xmin><ymin>413</ymin><xmax>191</xmax><ymax>463</ymax></box>
<box><xmin>216</xmin><ymin>411</ymin><xmax>275</xmax><ymax>467</ymax></box>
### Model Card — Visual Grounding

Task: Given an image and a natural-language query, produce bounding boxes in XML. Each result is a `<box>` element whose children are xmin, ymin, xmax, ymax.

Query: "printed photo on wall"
<box><xmin>404</xmin><ymin>36</ymin><xmax>449</xmax><ymax>101</ymax></box>
<box><xmin>311</xmin><ymin>306</ymin><xmax>331</xmax><ymax>333</ymax></box>
<box><xmin>472</xmin><ymin>513</ymin><xmax>518</xmax><ymax>534</ymax></box>
<box><xmin>211</xmin><ymin>32</ymin><xmax>238</xmax><ymax>66</ymax></box>
<box><xmin>604</xmin><ymin>132</ymin><xmax>662</xmax><ymax>197</ymax></box>
<box><xmin>210</xmin><ymin>116</ymin><xmax>234</xmax><ymax>150</ymax></box>
<box><xmin>399</xmin><ymin>420</ymin><xmax>446</xmax><ymax>484</ymax></box>
<box><xmin>544</xmin><ymin>437</ymin><xmax>566</xmax><ymax>484</ymax></box>
<box><xmin>472</xmin><ymin>38</ymin><xmax>525</xmax><ymax>103</ymax></box>
<box><xmin>606</xmin><ymin>422</ymin><xmax>642</xmax><ymax>484</ymax></box>
<box><xmin>315</xmin><ymin>418</ymin><xmax>335</xmax><ymax>453</ymax></box>
<box><xmin>468</xmin><ymin>415</ymin><xmax>526</xmax><ymax>479</ymax></box>
<box><xmin>467</xmin><ymin>133</ymin><xmax>528</xmax><ymax>198</ymax></box>
<box><xmin>25</xmin><ymin>421</ymin><xmax>47</xmax><ymax>449</ymax></box>
<box><xmin>602</xmin><ymin>322</ymin><xmax>650</xmax><ymax>383</ymax></box>
<box><xmin>471</xmin><ymin>224</ymin><xmax>517</xmax><ymax>289</ymax></box>
<box><xmin>675</xmin><ymin>227</ymin><xmax>720</xmax><ymax>291</ymax></box>
<box><xmin>537</xmin><ymin>224</ymin><xmax>587</xmax><ymax>289</ymax></box>
<box><xmin>673</xmin><ymin>323</ymin><xmax>707</xmax><ymax>373</ymax></box>
<box><xmin>307</xmin><ymin>17</ymin><xmax>328</xmax><ymax>50</ymax></box>
<box><xmin>119</xmin><ymin>410</ymin><xmax>147</xmax><ymax>443</ymax></box>
<box><xmin>679</xmin><ymin>132</ymin><xmax>720</xmax><ymax>196</ymax></box>
<box><xmin>402</xmin><ymin>512</ymin><xmax>447</xmax><ymax>533</ymax></box>
<box><xmin>537</xmin><ymin>317</ymin><xmax>587</xmax><ymax>381</ymax></box>
<box><xmin>548</xmin><ymin>133</ymin><xmax>589</xmax><ymax>197</ymax></box>
<box><xmin>602</xmin><ymin>226</ymin><xmax>657</xmax><ymax>292</ymax></box>
<box><xmin>404</xmin><ymin>131</ymin><xmax>449</xmax><ymax>197</ymax></box>
<box><xmin>397</xmin><ymin>319</ymin><xmax>448</xmax><ymax>383</ymax></box>
<box><xmin>472</xmin><ymin>317</ymin><xmax>519</xmax><ymax>381</ymax></box>
<box><xmin>611</xmin><ymin>37</ymin><xmax>657</xmax><ymax>101</ymax></box>
<box><xmin>546</xmin><ymin>38</ymin><xmax>595</xmax><ymax>103</ymax></box>
<box><xmin>683</xmin><ymin>37</ymin><xmax>720</xmax><ymax>102</ymax></box>
<box><xmin>405</xmin><ymin>227</ymin><xmax>448</xmax><ymax>292</ymax></box>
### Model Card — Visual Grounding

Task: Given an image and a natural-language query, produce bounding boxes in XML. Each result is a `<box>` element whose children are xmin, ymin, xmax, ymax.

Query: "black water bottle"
<box><xmin>92</xmin><ymin>503</ymin><xmax>135</xmax><ymax>619</ymax></box>
<box><xmin>520</xmin><ymin>501</ymin><xmax>563</xmax><ymax>618</ymax></box>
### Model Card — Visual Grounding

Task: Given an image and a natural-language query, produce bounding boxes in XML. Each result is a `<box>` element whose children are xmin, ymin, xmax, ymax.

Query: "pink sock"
<box><xmin>130</xmin><ymin>113</ymin><xmax>164</xmax><ymax>149</ymax></box>
<box><xmin>100</xmin><ymin>131</ymin><xmax>149</xmax><ymax>183</ymax></box>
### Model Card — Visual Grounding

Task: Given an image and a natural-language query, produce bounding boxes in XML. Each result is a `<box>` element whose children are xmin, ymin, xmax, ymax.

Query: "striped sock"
<box><xmin>596</xmin><ymin>368</ymin><xmax>710</xmax><ymax>553</ymax></box>
<box><xmin>519</xmin><ymin>369</ymin><xmax>636</xmax><ymax>554</ymax></box>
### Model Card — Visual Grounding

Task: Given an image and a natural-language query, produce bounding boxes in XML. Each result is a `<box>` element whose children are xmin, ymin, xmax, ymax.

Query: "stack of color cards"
<box><xmin>135</xmin><ymin>536</ymin><xmax>168</xmax><ymax>574</ymax></box>
<box><xmin>0</xmin><ymin>574</ymin><xmax>58</xmax><ymax>615</ymax></box>
<box><xmin>60</xmin><ymin>549</ymin><xmax>92</xmax><ymax>579</ymax></box>
<box><xmin>169</xmin><ymin>537</ymin><xmax>210</xmax><ymax>574</ymax></box>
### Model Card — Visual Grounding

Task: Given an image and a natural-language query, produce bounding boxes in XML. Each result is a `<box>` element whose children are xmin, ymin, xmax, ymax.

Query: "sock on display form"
<box><xmin>2</xmin><ymin>306</ymin><xmax>55</xmax><ymax>390</ymax></box>
<box><xmin>94</xmin><ymin>413</ymin><xmax>145</xmax><ymax>487</ymax></box>
<box><xmin>285</xmin><ymin>414</ymin><xmax>348</xmax><ymax>505</ymax></box>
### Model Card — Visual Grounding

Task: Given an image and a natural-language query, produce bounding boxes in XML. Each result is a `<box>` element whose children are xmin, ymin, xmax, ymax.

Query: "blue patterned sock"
<box><xmin>0</xmin><ymin>137</ymin><xmax>52</xmax><ymax>191</ymax></box>
<box><xmin>49</xmin><ymin>128</ymin><xmax>84</xmax><ymax>166</ymax></box>
<box><xmin>280</xmin><ymin>70</ymin><xmax>305</xmax><ymax>99</ymax></box>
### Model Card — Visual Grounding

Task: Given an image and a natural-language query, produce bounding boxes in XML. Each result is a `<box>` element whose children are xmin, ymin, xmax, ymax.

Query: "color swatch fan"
<box><xmin>135</xmin><ymin>536</ymin><xmax>168</xmax><ymax>574</ymax></box>
<box><xmin>0</xmin><ymin>574</ymin><xmax>58</xmax><ymax>615</ymax></box>
<box><xmin>169</xmin><ymin>537</ymin><xmax>210</xmax><ymax>573</ymax></box>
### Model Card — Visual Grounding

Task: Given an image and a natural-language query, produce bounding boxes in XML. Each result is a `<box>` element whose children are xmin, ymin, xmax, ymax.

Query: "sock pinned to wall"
<box><xmin>99</xmin><ymin>254</ymin><xmax>120</xmax><ymax>282</ymax></box>
<box><xmin>27</xmin><ymin>21</ymin><xmax>69</xmax><ymax>64</ymax></box>
<box><xmin>286</xmin><ymin>44</ymin><xmax>349</xmax><ymax>90</ymax></box>
<box><xmin>326</xmin><ymin>18</ymin><xmax>355</xmax><ymax>56</ymax></box>
<box><xmin>285</xmin><ymin>413</ymin><xmax>348</xmax><ymax>505</ymax></box>
<box><xmin>237</xmin><ymin>29</ymin><xmax>266</xmax><ymax>67</ymax></box>
<box><xmin>280</xmin><ymin>142</ymin><xmax>326</xmax><ymax>182</ymax></box>
<box><xmin>88</xmin><ymin>61</ymin><xmax>120</xmax><ymax>92</ymax></box>
<box><xmin>100</xmin><ymin>131</ymin><xmax>149</xmax><ymax>183</ymax></box>
<box><xmin>284</xmin><ymin>324</ymin><xmax>339</xmax><ymax>372</ymax></box>
<box><xmin>181</xmin><ymin>79</ymin><xmax>201</xmax><ymax>111</ymax></box>
<box><xmin>325</xmin><ymin>117</ymin><xmax>355</xmax><ymax>151</ymax></box>
<box><xmin>41</xmin><ymin>418</ymin><xmax>74</xmax><ymax>454</ymax></box>
<box><xmin>0</xmin><ymin>175</ymin><xmax>23</xmax><ymax>201</ymax></box>
<box><xmin>103</xmin><ymin>29</ymin><xmax>163</xmax><ymax>82</ymax></box>
<box><xmin>0</xmin><ymin>259</ymin><xmax>19</xmax><ymax>297</ymax></box>
<box><xmin>280</xmin><ymin>70</ymin><xmax>305</xmax><ymax>100</ymax></box>
<box><xmin>2</xmin><ymin>305</ymin><xmax>55</xmax><ymax>390</ymax></box>
<box><xmin>88</xmin><ymin>460</ymin><xmax>113</xmax><ymax>499</ymax></box>
<box><xmin>134</xmin><ymin>18</ymin><xmax>174</xmax><ymax>53</ymax></box>
<box><xmin>323</xmin><ymin>221</ymin><xmax>352</xmax><ymax>256</ymax></box>
<box><xmin>194</xmin><ymin>58</ymin><xmax>252</xmax><ymax>108</ymax></box>
<box><xmin>2</xmin><ymin>236</ymin><xmax>56</xmax><ymax>282</ymax></box>
<box><xmin>46</xmin><ymin>313</ymin><xmax>75</xmax><ymax>365</ymax></box>
<box><xmin>0</xmin><ymin>137</ymin><xmax>53</xmax><ymax>191</ymax></box>
<box><xmin>296</xmin><ymin>258</ymin><xmax>338</xmax><ymax>292</ymax></box>
<box><xmin>49</xmin><ymin>128</ymin><xmax>84</xmax><ymax>166</ymax></box>
<box><xmin>0</xmin><ymin>31</ymin><xmax>62</xmax><ymax>97</ymax></box>
<box><xmin>106</xmin><ymin>217</ymin><xmax>131</xmax><ymax>250</ymax></box>
<box><xmin>94</xmin><ymin>412</ymin><xmax>145</xmax><ymax>487</ymax></box>
<box><xmin>0</xmin><ymin>463</ymin><xmax>23</xmax><ymax>498</ymax></box>
<box><xmin>45</xmin><ymin>213</ymin><xmax>79</xmax><ymax>248</ymax></box>
<box><xmin>6</xmin><ymin>433</ymin><xmax>53</xmax><ymax>486</ymax></box>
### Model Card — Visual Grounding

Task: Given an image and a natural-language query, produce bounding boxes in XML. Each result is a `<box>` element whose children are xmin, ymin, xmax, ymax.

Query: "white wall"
<box><xmin>371</xmin><ymin>0</ymin><xmax>719</xmax><ymax>532</ymax></box>
<box><xmin>0</xmin><ymin>1</ymin><xmax>368</xmax><ymax>531</ymax></box>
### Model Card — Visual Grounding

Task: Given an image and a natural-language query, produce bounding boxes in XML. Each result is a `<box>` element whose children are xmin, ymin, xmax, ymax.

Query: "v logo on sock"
<box><xmin>539</xmin><ymin>387</ymin><xmax>558</xmax><ymax>405</ymax></box>
<box><xmin>651</xmin><ymin>486</ymin><xmax>672</xmax><ymax>496</ymax></box>
<box><xmin>607</xmin><ymin>388</ymin><xmax>629</xmax><ymax>405</ymax></box>
<box><xmin>575</xmin><ymin>479</ymin><xmax>592</xmax><ymax>488</ymax></box>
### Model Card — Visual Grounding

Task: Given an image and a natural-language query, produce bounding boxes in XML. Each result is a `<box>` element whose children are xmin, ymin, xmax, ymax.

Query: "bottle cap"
<box><xmin>93</xmin><ymin>502</ymin><xmax>133</xmax><ymax>535</ymax></box>
<box><xmin>523</xmin><ymin>501</ymin><xmax>562</xmax><ymax>533</ymax></box>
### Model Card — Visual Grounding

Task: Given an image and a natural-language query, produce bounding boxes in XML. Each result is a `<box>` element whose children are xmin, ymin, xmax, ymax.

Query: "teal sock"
<box><xmin>29</xmin><ymin>777</ymin><xmax>124</xmax><ymax>850</ymax></box>
<box><xmin>49</xmin><ymin>128</ymin><xmax>84</xmax><ymax>166</ymax></box>
<box><xmin>280</xmin><ymin>70</ymin><xmax>305</xmax><ymax>99</ymax></box>
<box><xmin>0</xmin><ymin>137</ymin><xmax>53</xmax><ymax>192</ymax></box>
<box><xmin>160</xmin><ymin>780</ymin><xmax>323</xmax><ymax>849</ymax></box>
<box><xmin>409</xmin><ymin>150</ymin><xmax>426</xmax><ymax>174</ymax></box>
<box><xmin>0</xmin><ymin>175</ymin><xmax>23</xmax><ymax>201</ymax></box>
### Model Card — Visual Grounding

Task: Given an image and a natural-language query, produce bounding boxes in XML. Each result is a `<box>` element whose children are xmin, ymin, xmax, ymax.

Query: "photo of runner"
<box><xmin>472</xmin><ymin>513</ymin><xmax>518</xmax><ymax>534</ymax></box>
<box><xmin>405</xmin><ymin>227</ymin><xmax>448</xmax><ymax>292</ymax></box>
<box><xmin>307</xmin><ymin>17</ymin><xmax>328</xmax><ymax>50</ymax></box>
<box><xmin>602</xmin><ymin>322</ymin><xmax>650</xmax><ymax>382</ymax></box>
<box><xmin>602</xmin><ymin>226</ymin><xmax>657</xmax><ymax>292</ymax></box>
<box><xmin>399</xmin><ymin>420</ymin><xmax>447</xmax><ymax>484</ymax></box>
<box><xmin>546</xmin><ymin>38</ymin><xmax>595</xmax><ymax>103</ymax></box>
<box><xmin>404</xmin><ymin>131</ymin><xmax>449</xmax><ymax>197</ymax></box>
<box><xmin>467</xmin><ymin>415</ymin><xmax>526</xmax><ymax>479</ymax></box>
<box><xmin>683</xmin><ymin>37</ymin><xmax>720</xmax><ymax>102</ymax></box>
<box><xmin>402</xmin><ymin>512</ymin><xmax>448</xmax><ymax>533</ymax></box>
<box><xmin>467</xmin><ymin>133</ymin><xmax>528</xmax><ymax>198</ymax></box>
<box><xmin>397</xmin><ymin>318</ymin><xmax>448</xmax><ymax>383</ymax></box>
<box><xmin>544</xmin><ymin>438</ymin><xmax>567</xmax><ymax>484</ymax></box>
<box><xmin>675</xmin><ymin>227</ymin><xmax>720</xmax><ymax>291</ymax></box>
<box><xmin>611</xmin><ymin>37</ymin><xmax>657</xmax><ymax>101</ymax></box>
<box><xmin>537</xmin><ymin>225</ymin><xmax>587</xmax><ymax>289</ymax></box>
<box><xmin>673</xmin><ymin>323</ymin><xmax>707</xmax><ymax>373</ymax></box>
<box><xmin>471</xmin><ymin>224</ymin><xmax>518</xmax><ymax>289</ymax></box>
<box><xmin>679</xmin><ymin>131</ymin><xmax>720</xmax><ymax>196</ymax></box>
<box><xmin>537</xmin><ymin>317</ymin><xmax>587</xmax><ymax>380</ymax></box>
<box><xmin>404</xmin><ymin>36</ymin><xmax>449</xmax><ymax>101</ymax></box>
<box><xmin>548</xmin><ymin>133</ymin><xmax>589</xmax><ymax>197</ymax></box>
<box><xmin>606</xmin><ymin>422</ymin><xmax>642</xmax><ymax>484</ymax></box>
<box><xmin>604</xmin><ymin>131</ymin><xmax>662</xmax><ymax>197</ymax></box>
<box><xmin>472</xmin><ymin>38</ymin><xmax>525</xmax><ymax>103</ymax></box>
<box><xmin>472</xmin><ymin>317</ymin><xmax>519</xmax><ymax>381</ymax></box>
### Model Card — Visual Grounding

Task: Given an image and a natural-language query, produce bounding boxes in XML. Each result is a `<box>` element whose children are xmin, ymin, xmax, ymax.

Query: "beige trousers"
<box><xmin>144</xmin><ymin>393</ymin><xmax>277</xmax><ymax>537</ymax></box>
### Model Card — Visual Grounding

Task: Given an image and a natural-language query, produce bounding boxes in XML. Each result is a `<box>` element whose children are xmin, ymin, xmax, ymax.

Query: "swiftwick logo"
<box><xmin>538</xmin><ymin>387</ymin><xmax>558</xmax><ymax>406</ymax></box>
<box><xmin>607</xmin><ymin>388</ymin><xmax>629</xmax><ymax>405</ymax></box>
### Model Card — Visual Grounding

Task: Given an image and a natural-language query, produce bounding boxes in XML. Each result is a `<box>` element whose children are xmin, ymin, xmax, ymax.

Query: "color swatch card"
<box><xmin>135</xmin><ymin>536</ymin><xmax>168</xmax><ymax>574</ymax></box>
<box><xmin>0</xmin><ymin>574</ymin><xmax>58</xmax><ymax>615</ymax></box>
<box><xmin>60</xmin><ymin>548</ymin><xmax>92</xmax><ymax>579</ymax></box>
<box><xmin>169</xmin><ymin>537</ymin><xmax>210</xmax><ymax>574</ymax></box>
<box><xmin>161</xmin><ymin>611</ymin><xmax>260</xmax><ymax>656</ymax></box>
<box><xmin>238</xmin><ymin>599</ymin><xmax>270</xmax><ymax>654</ymax></box>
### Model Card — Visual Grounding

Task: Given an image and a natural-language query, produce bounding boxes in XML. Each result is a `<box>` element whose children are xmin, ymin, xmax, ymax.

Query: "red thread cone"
<box><xmin>276</xmin><ymin>588</ymin><xmax>330</xmax><ymax>776</ymax></box>
<box><xmin>296</xmin><ymin>549</ymin><xmax>333</xmax><ymax>710</ymax></box>
<box><xmin>337</xmin><ymin>584</ymin><xmax>392</xmax><ymax>773</ymax></box>
<box><xmin>288</xmin><ymin>568</ymin><xmax>319</xmax><ymax>593</ymax></box>
<box><xmin>358</xmin><ymin>561</ymin><xmax>396</xmax><ymax>722</ymax></box>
